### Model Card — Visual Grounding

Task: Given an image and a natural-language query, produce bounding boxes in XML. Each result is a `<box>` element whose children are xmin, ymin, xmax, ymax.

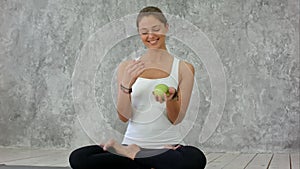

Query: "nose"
<box><xmin>148</xmin><ymin>32</ymin><xmax>156</xmax><ymax>39</ymax></box>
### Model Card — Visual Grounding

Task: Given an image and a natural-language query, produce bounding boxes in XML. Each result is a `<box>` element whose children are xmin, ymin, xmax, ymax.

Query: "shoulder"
<box><xmin>117</xmin><ymin>60</ymin><xmax>131</xmax><ymax>71</ymax></box>
<box><xmin>179</xmin><ymin>60</ymin><xmax>195</xmax><ymax>75</ymax></box>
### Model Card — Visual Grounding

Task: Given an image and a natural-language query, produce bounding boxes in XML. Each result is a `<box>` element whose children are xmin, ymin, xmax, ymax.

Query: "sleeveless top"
<box><xmin>122</xmin><ymin>57</ymin><xmax>183</xmax><ymax>149</ymax></box>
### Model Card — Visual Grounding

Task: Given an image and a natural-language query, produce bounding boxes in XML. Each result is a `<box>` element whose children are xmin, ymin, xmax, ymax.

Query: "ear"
<box><xmin>165</xmin><ymin>23</ymin><xmax>169</xmax><ymax>32</ymax></box>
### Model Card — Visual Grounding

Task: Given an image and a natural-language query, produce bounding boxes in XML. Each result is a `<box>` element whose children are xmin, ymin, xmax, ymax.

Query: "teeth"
<box><xmin>149</xmin><ymin>40</ymin><xmax>157</xmax><ymax>44</ymax></box>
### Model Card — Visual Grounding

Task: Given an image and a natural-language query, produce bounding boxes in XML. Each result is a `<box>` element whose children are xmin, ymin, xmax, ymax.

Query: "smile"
<box><xmin>148</xmin><ymin>38</ymin><xmax>159</xmax><ymax>45</ymax></box>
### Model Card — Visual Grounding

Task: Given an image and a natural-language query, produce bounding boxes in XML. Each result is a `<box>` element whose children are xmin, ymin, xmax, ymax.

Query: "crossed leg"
<box><xmin>101</xmin><ymin>139</ymin><xmax>141</xmax><ymax>160</ymax></box>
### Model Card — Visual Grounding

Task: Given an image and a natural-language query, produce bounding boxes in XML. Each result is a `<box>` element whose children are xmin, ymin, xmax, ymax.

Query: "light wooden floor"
<box><xmin>0</xmin><ymin>148</ymin><xmax>299</xmax><ymax>169</ymax></box>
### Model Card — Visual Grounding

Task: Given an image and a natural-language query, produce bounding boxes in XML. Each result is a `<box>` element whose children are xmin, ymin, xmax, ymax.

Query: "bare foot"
<box><xmin>125</xmin><ymin>144</ymin><xmax>141</xmax><ymax>160</ymax></box>
<box><xmin>102</xmin><ymin>139</ymin><xmax>140</xmax><ymax>160</ymax></box>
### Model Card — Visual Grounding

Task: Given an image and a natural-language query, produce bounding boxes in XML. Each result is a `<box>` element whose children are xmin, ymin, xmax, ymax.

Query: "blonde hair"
<box><xmin>136</xmin><ymin>6</ymin><xmax>168</xmax><ymax>28</ymax></box>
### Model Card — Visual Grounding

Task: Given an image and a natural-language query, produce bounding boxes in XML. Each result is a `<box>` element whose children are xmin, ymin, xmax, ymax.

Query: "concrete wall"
<box><xmin>0</xmin><ymin>0</ymin><xmax>299</xmax><ymax>153</ymax></box>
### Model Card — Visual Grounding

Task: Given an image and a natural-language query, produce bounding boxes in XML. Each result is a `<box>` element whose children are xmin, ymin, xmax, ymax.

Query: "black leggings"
<box><xmin>69</xmin><ymin>145</ymin><xmax>206</xmax><ymax>169</ymax></box>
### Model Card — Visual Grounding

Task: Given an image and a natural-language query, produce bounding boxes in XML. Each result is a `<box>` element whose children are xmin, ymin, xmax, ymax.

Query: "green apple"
<box><xmin>153</xmin><ymin>84</ymin><xmax>169</xmax><ymax>97</ymax></box>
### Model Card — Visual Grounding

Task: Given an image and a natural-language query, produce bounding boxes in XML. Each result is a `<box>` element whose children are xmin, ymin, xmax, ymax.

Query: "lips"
<box><xmin>148</xmin><ymin>38</ymin><xmax>159</xmax><ymax>45</ymax></box>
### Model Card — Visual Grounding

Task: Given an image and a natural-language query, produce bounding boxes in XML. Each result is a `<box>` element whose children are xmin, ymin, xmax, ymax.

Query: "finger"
<box><xmin>169</xmin><ymin>145</ymin><xmax>180</xmax><ymax>150</ymax></box>
<box><xmin>102</xmin><ymin>142</ymin><xmax>110</xmax><ymax>151</ymax></box>
<box><xmin>103</xmin><ymin>145</ymin><xmax>107</xmax><ymax>151</ymax></box>
<box><xmin>156</xmin><ymin>95</ymin><xmax>160</xmax><ymax>102</ymax></box>
<box><xmin>136</xmin><ymin>65</ymin><xmax>145</xmax><ymax>76</ymax></box>
<box><xmin>157</xmin><ymin>95</ymin><xmax>161</xmax><ymax>103</ymax></box>
<box><xmin>164</xmin><ymin>145</ymin><xmax>172</xmax><ymax>149</ymax></box>
<box><xmin>163</xmin><ymin>93</ymin><xmax>168</xmax><ymax>102</ymax></box>
<box><xmin>131</xmin><ymin>60</ymin><xmax>144</xmax><ymax>67</ymax></box>
<box><xmin>127</xmin><ymin>61</ymin><xmax>145</xmax><ymax>75</ymax></box>
<box><xmin>164</xmin><ymin>145</ymin><xmax>180</xmax><ymax>150</ymax></box>
<box><xmin>160</xmin><ymin>96</ymin><xmax>164</xmax><ymax>103</ymax></box>
<box><xmin>136</xmin><ymin>62</ymin><xmax>145</xmax><ymax>73</ymax></box>
<box><xmin>125</xmin><ymin>60</ymin><xmax>138</xmax><ymax>71</ymax></box>
<box><xmin>127</xmin><ymin>63</ymin><xmax>139</xmax><ymax>73</ymax></box>
<box><xmin>153</xmin><ymin>94</ymin><xmax>159</xmax><ymax>101</ymax></box>
<box><xmin>125</xmin><ymin>60</ymin><xmax>136</xmax><ymax>69</ymax></box>
<box><xmin>158</xmin><ymin>95</ymin><xmax>162</xmax><ymax>103</ymax></box>
<box><xmin>169</xmin><ymin>87</ymin><xmax>176</xmax><ymax>94</ymax></box>
<box><xmin>173</xmin><ymin>145</ymin><xmax>181</xmax><ymax>150</ymax></box>
<box><xmin>166</xmin><ymin>93</ymin><xmax>174</xmax><ymax>100</ymax></box>
<box><xmin>103</xmin><ymin>144</ymin><xmax>112</xmax><ymax>151</ymax></box>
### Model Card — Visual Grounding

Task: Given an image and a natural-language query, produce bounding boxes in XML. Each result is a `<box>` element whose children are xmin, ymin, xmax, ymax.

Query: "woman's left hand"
<box><xmin>154</xmin><ymin>87</ymin><xmax>177</xmax><ymax>103</ymax></box>
<box><xmin>164</xmin><ymin>144</ymin><xmax>181</xmax><ymax>150</ymax></box>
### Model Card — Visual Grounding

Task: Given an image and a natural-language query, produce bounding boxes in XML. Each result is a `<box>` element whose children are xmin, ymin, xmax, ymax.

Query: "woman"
<box><xmin>69</xmin><ymin>6</ymin><xmax>206</xmax><ymax>169</ymax></box>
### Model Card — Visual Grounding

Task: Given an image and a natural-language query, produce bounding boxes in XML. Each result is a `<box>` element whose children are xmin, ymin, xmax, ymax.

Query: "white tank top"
<box><xmin>122</xmin><ymin>57</ymin><xmax>183</xmax><ymax>149</ymax></box>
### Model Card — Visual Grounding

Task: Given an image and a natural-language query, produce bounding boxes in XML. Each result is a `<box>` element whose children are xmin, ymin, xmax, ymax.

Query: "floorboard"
<box><xmin>244</xmin><ymin>153</ymin><xmax>273</xmax><ymax>169</ymax></box>
<box><xmin>268</xmin><ymin>153</ymin><xmax>290</xmax><ymax>169</ymax></box>
<box><xmin>205</xmin><ymin>153</ymin><xmax>240</xmax><ymax>169</ymax></box>
<box><xmin>223</xmin><ymin>153</ymin><xmax>257</xmax><ymax>169</ymax></box>
<box><xmin>205</xmin><ymin>153</ymin><xmax>225</xmax><ymax>163</ymax></box>
<box><xmin>0</xmin><ymin>148</ymin><xmax>295</xmax><ymax>169</ymax></box>
<box><xmin>290</xmin><ymin>153</ymin><xmax>299</xmax><ymax>169</ymax></box>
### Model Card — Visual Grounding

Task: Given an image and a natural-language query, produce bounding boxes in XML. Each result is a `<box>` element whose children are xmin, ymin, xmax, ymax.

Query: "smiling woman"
<box><xmin>69</xmin><ymin>6</ymin><xmax>206</xmax><ymax>169</ymax></box>
<box><xmin>137</xmin><ymin>7</ymin><xmax>169</xmax><ymax>50</ymax></box>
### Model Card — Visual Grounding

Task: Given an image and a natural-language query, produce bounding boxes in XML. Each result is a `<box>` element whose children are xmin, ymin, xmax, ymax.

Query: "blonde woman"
<box><xmin>69</xmin><ymin>6</ymin><xmax>206</xmax><ymax>169</ymax></box>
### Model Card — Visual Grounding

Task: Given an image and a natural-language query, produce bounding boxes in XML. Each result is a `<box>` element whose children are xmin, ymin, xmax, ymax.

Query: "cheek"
<box><xmin>155</xmin><ymin>31</ymin><xmax>166</xmax><ymax>38</ymax></box>
<box><xmin>140</xmin><ymin>35</ymin><xmax>148</xmax><ymax>41</ymax></box>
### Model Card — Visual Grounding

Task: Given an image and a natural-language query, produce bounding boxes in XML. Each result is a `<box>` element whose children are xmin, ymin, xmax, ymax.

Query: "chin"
<box><xmin>145</xmin><ymin>42</ymin><xmax>165</xmax><ymax>50</ymax></box>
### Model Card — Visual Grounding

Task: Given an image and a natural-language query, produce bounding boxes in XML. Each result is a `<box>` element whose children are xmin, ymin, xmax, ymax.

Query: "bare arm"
<box><xmin>116</xmin><ymin>61</ymin><xmax>132</xmax><ymax>122</ymax></box>
<box><xmin>166</xmin><ymin>61</ymin><xmax>195</xmax><ymax>124</ymax></box>
<box><xmin>116</xmin><ymin>60</ymin><xmax>145</xmax><ymax>122</ymax></box>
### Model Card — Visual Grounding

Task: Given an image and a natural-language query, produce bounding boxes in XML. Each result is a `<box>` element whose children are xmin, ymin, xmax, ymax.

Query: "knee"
<box><xmin>182</xmin><ymin>146</ymin><xmax>207</xmax><ymax>169</ymax></box>
<box><xmin>69</xmin><ymin>148</ymin><xmax>86</xmax><ymax>169</ymax></box>
<box><xmin>196</xmin><ymin>149</ymin><xmax>207</xmax><ymax>169</ymax></box>
<box><xmin>190</xmin><ymin>146</ymin><xmax>207</xmax><ymax>168</ymax></box>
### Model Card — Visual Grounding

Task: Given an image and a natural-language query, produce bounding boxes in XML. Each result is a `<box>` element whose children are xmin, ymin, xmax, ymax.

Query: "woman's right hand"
<box><xmin>117</xmin><ymin>60</ymin><xmax>145</xmax><ymax>122</ymax></box>
<box><xmin>121</xmin><ymin>60</ymin><xmax>145</xmax><ymax>88</ymax></box>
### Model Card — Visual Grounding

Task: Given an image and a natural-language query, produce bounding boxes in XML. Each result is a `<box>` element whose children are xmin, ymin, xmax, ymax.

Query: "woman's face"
<box><xmin>138</xmin><ymin>15</ymin><xmax>168</xmax><ymax>50</ymax></box>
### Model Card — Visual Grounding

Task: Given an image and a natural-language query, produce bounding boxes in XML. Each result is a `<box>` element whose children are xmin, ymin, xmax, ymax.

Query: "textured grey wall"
<box><xmin>0</xmin><ymin>0</ymin><xmax>299</xmax><ymax>153</ymax></box>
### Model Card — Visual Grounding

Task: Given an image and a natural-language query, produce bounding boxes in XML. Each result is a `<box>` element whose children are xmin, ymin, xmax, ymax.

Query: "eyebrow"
<box><xmin>139</xmin><ymin>25</ymin><xmax>161</xmax><ymax>31</ymax></box>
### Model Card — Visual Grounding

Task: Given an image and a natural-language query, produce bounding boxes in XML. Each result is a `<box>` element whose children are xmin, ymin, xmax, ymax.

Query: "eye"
<box><xmin>139</xmin><ymin>30</ymin><xmax>148</xmax><ymax>35</ymax></box>
<box><xmin>152</xmin><ymin>25</ymin><xmax>161</xmax><ymax>32</ymax></box>
<box><xmin>152</xmin><ymin>28</ymin><xmax>160</xmax><ymax>32</ymax></box>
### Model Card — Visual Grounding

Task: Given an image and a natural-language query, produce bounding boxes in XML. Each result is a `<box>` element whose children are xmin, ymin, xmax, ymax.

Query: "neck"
<box><xmin>143</xmin><ymin>49</ymin><xmax>171</xmax><ymax>62</ymax></box>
